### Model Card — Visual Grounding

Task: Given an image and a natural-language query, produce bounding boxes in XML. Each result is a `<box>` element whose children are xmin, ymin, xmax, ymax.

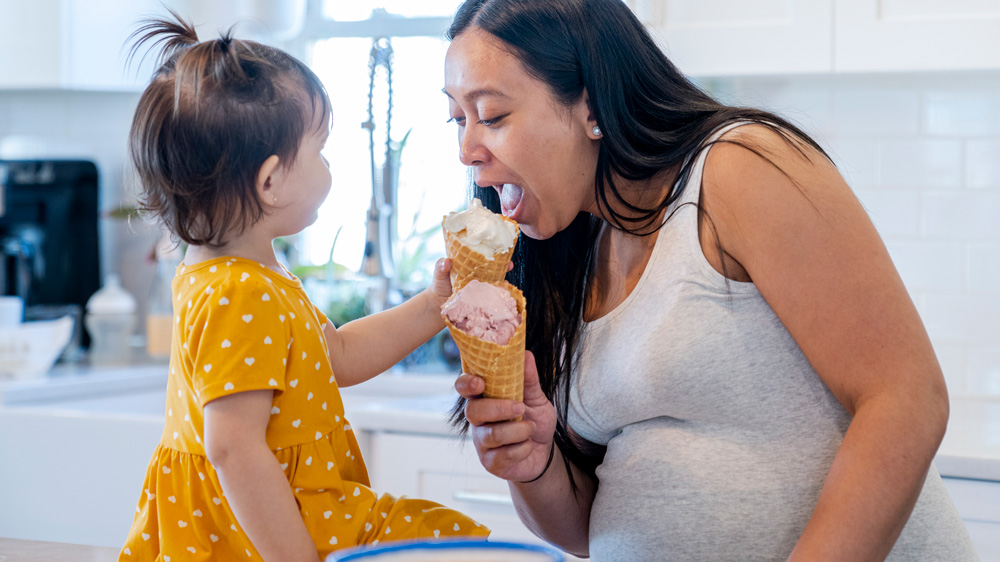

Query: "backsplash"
<box><xmin>703</xmin><ymin>72</ymin><xmax>1000</xmax><ymax>398</ymax></box>
<box><xmin>2</xmin><ymin>72</ymin><xmax>999</xmax><ymax>397</ymax></box>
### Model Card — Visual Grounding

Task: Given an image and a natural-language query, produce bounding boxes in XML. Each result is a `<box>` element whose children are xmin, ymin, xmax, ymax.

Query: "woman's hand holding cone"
<box><xmin>455</xmin><ymin>351</ymin><xmax>557</xmax><ymax>483</ymax></box>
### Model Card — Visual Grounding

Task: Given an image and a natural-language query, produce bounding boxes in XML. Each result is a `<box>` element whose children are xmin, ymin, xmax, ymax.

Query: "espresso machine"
<box><xmin>0</xmin><ymin>159</ymin><xmax>101</xmax><ymax>351</ymax></box>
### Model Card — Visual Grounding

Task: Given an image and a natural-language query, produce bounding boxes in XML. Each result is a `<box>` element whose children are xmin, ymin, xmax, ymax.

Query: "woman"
<box><xmin>443</xmin><ymin>0</ymin><xmax>978</xmax><ymax>560</ymax></box>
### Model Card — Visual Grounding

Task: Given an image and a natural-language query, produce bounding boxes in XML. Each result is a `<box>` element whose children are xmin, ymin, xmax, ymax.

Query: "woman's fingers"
<box><xmin>454</xmin><ymin>372</ymin><xmax>485</xmax><ymax>398</ymax></box>
<box><xmin>464</xmin><ymin>397</ymin><xmax>525</xmax><ymax>426</ymax></box>
<box><xmin>471</xmin><ymin>419</ymin><xmax>535</xmax><ymax>449</ymax></box>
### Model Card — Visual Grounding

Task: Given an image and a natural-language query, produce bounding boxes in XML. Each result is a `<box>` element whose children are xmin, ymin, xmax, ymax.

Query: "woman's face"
<box><xmin>444</xmin><ymin>27</ymin><xmax>601</xmax><ymax>240</ymax></box>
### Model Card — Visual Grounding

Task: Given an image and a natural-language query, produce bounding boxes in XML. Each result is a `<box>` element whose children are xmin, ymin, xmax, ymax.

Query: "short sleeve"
<box><xmin>188</xmin><ymin>279</ymin><xmax>290</xmax><ymax>406</ymax></box>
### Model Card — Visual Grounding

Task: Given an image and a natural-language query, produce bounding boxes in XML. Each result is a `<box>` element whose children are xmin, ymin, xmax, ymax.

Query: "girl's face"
<box><xmin>444</xmin><ymin>27</ymin><xmax>601</xmax><ymax>240</ymax></box>
<box><xmin>274</xmin><ymin>109</ymin><xmax>332</xmax><ymax>236</ymax></box>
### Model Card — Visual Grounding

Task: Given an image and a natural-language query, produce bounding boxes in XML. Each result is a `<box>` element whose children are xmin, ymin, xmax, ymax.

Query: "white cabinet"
<box><xmin>942</xmin><ymin>477</ymin><xmax>1000</xmax><ymax>561</ymax></box>
<box><xmin>835</xmin><ymin>0</ymin><xmax>1000</xmax><ymax>72</ymax></box>
<box><xmin>0</xmin><ymin>0</ymin><xmax>302</xmax><ymax>91</ymax></box>
<box><xmin>628</xmin><ymin>0</ymin><xmax>1000</xmax><ymax>76</ymax></box>
<box><xmin>366</xmin><ymin>432</ymin><xmax>585</xmax><ymax>561</ymax></box>
<box><xmin>626</xmin><ymin>0</ymin><xmax>833</xmax><ymax>75</ymax></box>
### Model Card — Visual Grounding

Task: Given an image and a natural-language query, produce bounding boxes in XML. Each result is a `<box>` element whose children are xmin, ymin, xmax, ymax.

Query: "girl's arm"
<box><xmin>455</xmin><ymin>352</ymin><xmax>596</xmax><ymax>557</ymax></box>
<box><xmin>702</xmin><ymin>125</ymin><xmax>949</xmax><ymax>562</ymax></box>
<box><xmin>204</xmin><ymin>389</ymin><xmax>322</xmax><ymax>562</ymax></box>
<box><xmin>324</xmin><ymin>259</ymin><xmax>454</xmax><ymax>387</ymax></box>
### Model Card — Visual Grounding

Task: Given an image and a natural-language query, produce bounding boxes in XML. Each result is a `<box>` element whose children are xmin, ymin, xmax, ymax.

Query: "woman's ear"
<box><xmin>256</xmin><ymin>155</ymin><xmax>282</xmax><ymax>207</ymax></box>
<box><xmin>578</xmin><ymin>88</ymin><xmax>601</xmax><ymax>139</ymax></box>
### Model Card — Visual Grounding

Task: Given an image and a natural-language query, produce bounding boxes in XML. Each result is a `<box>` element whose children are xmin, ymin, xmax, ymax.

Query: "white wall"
<box><xmin>3</xmin><ymin>71</ymin><xmax>1000</xmax><ymax>397</ymax></box>
<box><xmin>703</xmin><ymin>71</ymin><xmax>1000</xmax><ymax>398</ymax></box>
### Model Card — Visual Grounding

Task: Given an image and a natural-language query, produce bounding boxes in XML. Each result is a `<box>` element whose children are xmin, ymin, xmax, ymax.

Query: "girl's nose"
<box><xmin>458</xmin><ymin>129</ymin><xmax>490</xmax><ymax>167</ymax></box>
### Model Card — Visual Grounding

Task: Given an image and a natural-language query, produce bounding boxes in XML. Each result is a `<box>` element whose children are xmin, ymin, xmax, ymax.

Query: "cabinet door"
<box><xmin>836</xmin><ymin>0</ymin><xmax>1000</xmax><ymax>72</ymax></box>
<box><xmin>0</xmin><ymin>0</ymin><xmax>67</xmax><ymax>89</ymax></box>
<box><xmin>626</xmin><ymin>0</ymin><xmax>833</xmax><ymax>76</ymax></box>
<box><xmin>368</xmin><ymin>432</ymin><xmax>586</xmax><ymax>561</ymax></box>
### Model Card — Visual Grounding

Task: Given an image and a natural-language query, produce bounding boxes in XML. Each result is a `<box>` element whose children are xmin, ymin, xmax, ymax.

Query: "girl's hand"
<box><xmin>427</xmin><ymin>258</ymin><xmax>454</xmax><ymax>307</ymax></box>
<box><xmin>455</xmin><ymin>351</ymin><xmax>558</xmax><ymax>482</ymax></box>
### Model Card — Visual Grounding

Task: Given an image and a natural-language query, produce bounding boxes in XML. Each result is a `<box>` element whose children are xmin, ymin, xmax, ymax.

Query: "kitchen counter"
<box><xmin>0</xmin><ymin>537</ymin><xmax>117</xmax><ymax>561</ymax></box>
<box><xmin>3</xmin><ymin>365</ymin><xmax>998</xmax><ymax>481</ymax></box>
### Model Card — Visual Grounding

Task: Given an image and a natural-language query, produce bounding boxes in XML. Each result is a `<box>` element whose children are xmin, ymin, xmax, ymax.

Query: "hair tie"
<box><xmin>518</xmin><ymin>442</ymin><xmax>557</xmax><ymax>484</ymax></box>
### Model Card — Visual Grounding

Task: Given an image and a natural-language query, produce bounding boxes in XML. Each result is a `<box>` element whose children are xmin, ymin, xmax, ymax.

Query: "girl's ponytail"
<box><xmin>126</xmin><ymin>8</ymin><xmax>200</xmax><ymax>73</ymax></box>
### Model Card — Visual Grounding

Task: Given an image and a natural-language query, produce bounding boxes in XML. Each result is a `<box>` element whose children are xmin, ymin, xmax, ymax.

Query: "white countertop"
<box><xmin>2</xmin><ymin>365</ymin><xmax>998</xmax><ymax>481</ymax></box>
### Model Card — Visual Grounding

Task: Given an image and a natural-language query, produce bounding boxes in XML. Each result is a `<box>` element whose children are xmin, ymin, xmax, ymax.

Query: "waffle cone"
<box><xmin>443</xmin><ymin>281</ymin><xmax>526</xmax><ymax>420</ymax></box>
<box><xmin>442</xmin><ymin>215</ymin><xmax>519</xmax><ymax>291</ymax></box>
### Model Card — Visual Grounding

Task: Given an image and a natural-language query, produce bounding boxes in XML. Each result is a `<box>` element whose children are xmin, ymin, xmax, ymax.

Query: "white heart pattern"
<box><xmin>365</xmin><ymin>523</ymin><xmax>372</xmax><ymax>532</ymax></box>
<box><xmin>178</xmin><ymin>520</ymin><xmax>187</xmax><ymax>528</ymax></box>
<box><xmin>124</xmin><ymin>548</ymin><xmax>131</xmax><ymax>555</ymax></box>
<box><xmin>168</xmin><ymin>496</ymin><xmax>176</xmax><ymax>503</ymax></box>
<box><xmin>210</xmin><ymin>534</ymin><xmax>219</xmax><ymax>542</ymax></box>
<box><xmin>329</xmin><ymin>537</ymin><xmax>338</xmax><ymax>545</ymax></box>
<box><xmin>404</xmin><ymin>516</ymin><xmax>411</xmax><ymax>522</ymax></box>
<box><xmin>264</xmin><ymin>336</ymin><xmax>272</xmax><ymax>344</ymax></box>
<box><xmin>162</xmin><ymin>467</ymin><xmax>171</xmax><ymax>474</ymax></box>
<box><xmin>221</xmin><ymin>339</ymin><xmax>231</xmax><ymax>348</ymax></box>
<box><xmin>289</xmin><ymin>379</ymin><xmax>298</xmax><ymax>388</ymax></box>
<box><xmin>315</xmin><ymin>431</ymin><xmax>322</xmax><ymax>440</ymax></box>
<box><xmin>327</xmin><ymin>461</ymin><xmax>334</xmax><ymax>470</ymax></box>
<box><xmin>187</xmin><ymin>547</ymin><xmax>196</xmax><ymax>554</ymax></box>
<box><xmin>242</xmin><ymin>314</ymin><xmax>253</xmax><ymax>323</ymax></box>
<box><xmin>279</xmin><ymin>314</ymin><xmax>286</xmax><ymax>322</ymax></box>
<box><xmin>324</xmin><ymin>511</ymin><xmax>332</xmax><ymax>519</ymax></box>
<box><xmin>203</xmin><ymin>364</ymin><xmax>212</xmax><ymax>373</ymax></box>
<box><xmin>315</xmin><ymin>362</ymin><xmax>321</xmax><ymax>370</ymax></box>
<box><xmin>262</xmin><ymin>293</ymin><xmax>270</xmax><ymax>301</ymax></box>
<box><xmin>240</xmin><ymin>272</ymin><xmax>250</xmax><ymax>282</ymax></box>
<box><xmin>219</xmin><ymin>296</ymin><xmax>229</xmax><ymax>305</ymax></box>
<box><xmin>244</xmin><ymin>357</ymin><xmax>255</xmax><ymax>366</ymax></box>
<box><xmin>353</xmin><ymin>487</ymin><xmax>361</xmax><ymax>497</ymax></box>
<box><xmin>193</xmin><ymin>510</ymin><xmax>202</xmax><ymax>517</ymax></box>
<box><xmin>269</xmin><ymin>379</ymin><xmax>278</xmax><ymax>387</ymax></box>
<box><xmin>213</xmin><ymin>497</ymin><xmax>222</xmax><ymax>505</ymax></box>
<box><xmin>209</xmin><ymin>266</ymin><xmax>217</xmax><ymax>273</ymax></box>
<box><xmin>189</xmin><ymin>276</ymin><xmax>195</xmax><ymax>285</ymax></box>
<box><xmin>433</xmin><ymin>530</ymin><xmax>440</xmax><ymax>538</ymax></box>
<box><xmin>453</xmin><ymin>523</ymin><xmax>460</xmax><ymax>531</ymax></box>
<box><xmin>307</xmin><ymin>392</ymin><xmax>313</xmax><ymax>400</ymax></box>
<box><xmin>292</xmin><ymin>419</ymin><xmax>301</xmax><ymax>428</ymax></box>
<box><xmin>224</xmin><ymin>382</ymin><xmax>235</xmax><ymax>391</ymax></box>
<box><xmin>142</xmin><ymin>533</ymin><xmax>151</xmax><ymax>541</ymax></box>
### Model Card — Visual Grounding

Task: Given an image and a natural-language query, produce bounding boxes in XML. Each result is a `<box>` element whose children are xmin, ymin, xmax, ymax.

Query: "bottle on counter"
<box><xmin>85</xmin><ymin>274</ymin><xmax>137</xmax><ymax>367</ymax></box>
<box><xmin>146</xmin><ymin>239</ymin><xmax>182</xmax><ymax>359</ymax></box>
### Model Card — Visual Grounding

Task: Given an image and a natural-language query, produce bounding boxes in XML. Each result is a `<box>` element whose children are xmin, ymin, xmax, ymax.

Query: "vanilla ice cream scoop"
<box><xmin>443</xmin><ymin>198</ymin><xmax>517</xmax><ymax>259</ymax></box>
<box><xmin>441</xmin><ymin>280</ymin><xmax>521</xmax><ymax>345</ymax></box>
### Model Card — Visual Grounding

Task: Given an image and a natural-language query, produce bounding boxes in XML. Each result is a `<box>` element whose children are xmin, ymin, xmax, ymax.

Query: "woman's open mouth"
<box><xmin>497</xmin><ymin>183</ymin><xmax>524</xmax><ymax>220</ymax></box>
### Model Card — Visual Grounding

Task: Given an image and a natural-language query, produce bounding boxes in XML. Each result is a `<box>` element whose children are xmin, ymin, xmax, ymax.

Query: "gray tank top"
<box><xmin>568</xmin><ymin>122</ymin><xmax>978</xmax><ymax>561</ymax></box>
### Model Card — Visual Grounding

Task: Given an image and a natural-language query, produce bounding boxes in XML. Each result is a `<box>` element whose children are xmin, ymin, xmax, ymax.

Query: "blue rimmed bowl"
<box><xmin>326</xmin><ymin>539</ymin><xmax>564</xmax><ymax>561</ymax></box>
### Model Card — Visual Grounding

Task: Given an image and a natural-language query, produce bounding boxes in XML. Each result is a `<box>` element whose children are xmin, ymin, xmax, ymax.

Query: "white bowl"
<box><xmin>0</xmin><ymin>316</ymin><xmax>74</xmax><ymax>379</ymax></box>
<box><xmin>327</xmin><ymin>540</ymin><xmax>564</xmax><ymax>562</ymax></box>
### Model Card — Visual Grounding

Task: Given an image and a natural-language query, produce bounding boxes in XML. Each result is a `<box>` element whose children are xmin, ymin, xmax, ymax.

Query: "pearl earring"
<box><xmin>592</xmin><ymin>125</ymin><xmax>602</xmax><ymax>137</ymax></box>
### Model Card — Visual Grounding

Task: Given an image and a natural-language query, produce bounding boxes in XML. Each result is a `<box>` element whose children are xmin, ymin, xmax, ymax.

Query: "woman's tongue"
<box><xmin>499</xmin><ymin>184</ymin><xmax>523</xmax><ymax>217</ymax></box>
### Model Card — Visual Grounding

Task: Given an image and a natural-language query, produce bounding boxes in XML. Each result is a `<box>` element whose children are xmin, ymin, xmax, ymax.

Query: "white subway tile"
<box><xmin>967</xmin><ymin>244</ymin><xmax>1000</xmax><ymax>294</ymax></box>
<box><xmin>854</xmin><ymin>188</ymin><xmax>921</xmax><ymax>238</ymax></box>
<box><xmin>880</xmin><ymin>139</ymin><xmax>962</xmax><ymax>189</ymax></box>
<box><xmin>828</xmin><ymin>138</ymin><xmax>879</xmax><ymax>188</ymax></box>
<box><xmin>923</xmin><ymin>294</ymin><xmax>1000</xmax><ymax>346</ymax></box>
<box><xmin>832</xmin><ymin>88</ymin><xmax>919</xmax><ymax>136</ymax></box>
<box><xmin>932</xmin><ymin>343</ymin><xmax>968</xmax><ymax>397</ymax></box>
<box><xmin>66</xmin><ymin>92</ymin><xmax>140</xmax><ymax>137</ymax></box>
<box><xmin>4</xmin><ymin>92</ymin><xmax>71</xmax><ymax>137</ymax></box>
<box><xmin>967</xmin><ymin>348</ymin><xmax>1000</xmax><ymax>396</ymax></box>
<box><xmin>925</xmin><ymin>90</ymin><xmax>1000</xmax><ymax>137</ymax></box>
<box><xmin>885</xmin><ymin>242</ymin><xmax>963</xmax><ymax>292</ymax></box>
<box><xmin>923</xmin><ymin>191</ymin><xmax>1000</xmax><ymax>239</ymax></box>
<box><xmin>967</xmin><ymin>140</ymin><xmax>1000</xmax><ymax>189</ymax></box>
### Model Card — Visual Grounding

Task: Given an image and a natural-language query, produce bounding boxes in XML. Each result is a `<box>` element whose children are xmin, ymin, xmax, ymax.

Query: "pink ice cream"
<box><xmin>441</xmin><ymin>280</ymin><xmax>521</xmax><ymax>345</ymax></box>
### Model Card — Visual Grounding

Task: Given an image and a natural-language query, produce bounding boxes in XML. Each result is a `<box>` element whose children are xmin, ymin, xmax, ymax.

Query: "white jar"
<box><xmin>85</xmin><ymin>274</ymin><xmax>137</xmax><ymax>367</ymax></box>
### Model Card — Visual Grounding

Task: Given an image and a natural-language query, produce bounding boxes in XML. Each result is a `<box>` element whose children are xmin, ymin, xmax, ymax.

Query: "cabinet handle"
<box><xmin>452</xmin><ymin>490</ymin><xmax>514</xmax><ymax>506</ymax></box>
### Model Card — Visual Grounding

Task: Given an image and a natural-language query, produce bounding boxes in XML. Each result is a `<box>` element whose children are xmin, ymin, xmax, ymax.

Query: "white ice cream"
<box><xmin>443</xmin><ymin>198</ymin><xmax>517</xmax><ymax>259</ymax></box>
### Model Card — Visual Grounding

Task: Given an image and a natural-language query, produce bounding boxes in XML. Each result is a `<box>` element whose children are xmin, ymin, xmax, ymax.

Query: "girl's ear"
<box><xmin>256</xmin><ymin>155</ymin><xmax>282</xmax><ymax>207</ymax></box>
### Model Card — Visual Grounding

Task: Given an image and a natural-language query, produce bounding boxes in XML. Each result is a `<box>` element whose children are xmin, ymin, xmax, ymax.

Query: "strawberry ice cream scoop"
<box><xmin>441</xmin><ymin>280</ymin><xmax>521</xmax><ymax>345</ymax></box>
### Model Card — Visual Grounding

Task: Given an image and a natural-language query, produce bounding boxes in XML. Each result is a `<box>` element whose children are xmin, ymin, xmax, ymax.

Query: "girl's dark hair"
<box><xmin>446</xmin><ymin>0</ymin><xmax>831</xmax><ymax>490</ymax></box>
<box><xmin>126</xmin><ymin>11</ymin><xmax>330</xmax><ymax>247</ymax></box>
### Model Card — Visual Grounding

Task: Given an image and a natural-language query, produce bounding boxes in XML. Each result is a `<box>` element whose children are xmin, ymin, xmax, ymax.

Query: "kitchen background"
<box><xmin>1</xmin><ymin>0</ymin><xmax>999</xmax><ymax>559</ymax></box>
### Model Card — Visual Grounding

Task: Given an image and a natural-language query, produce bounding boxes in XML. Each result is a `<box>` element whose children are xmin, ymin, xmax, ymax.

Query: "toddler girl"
<box><xmin>119</xmin><ymin>15</ymin><xmax>488</xmax><ymax>562</ymax></box>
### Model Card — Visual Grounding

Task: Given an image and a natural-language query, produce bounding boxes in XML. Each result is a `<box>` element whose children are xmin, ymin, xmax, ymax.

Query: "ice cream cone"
<box><xmin>442</xmin><ymin>214</ymin><xmax>519</xmax><ymax>291</ymax></box>
<box><xmin>443</xmin><ymin>281</ymin><xmax>527</xmax><ymax>420</ymax></box>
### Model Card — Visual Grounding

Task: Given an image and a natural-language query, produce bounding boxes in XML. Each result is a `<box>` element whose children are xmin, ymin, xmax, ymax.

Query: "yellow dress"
<box><xmin>120</xmin><ymin>257</ymin><xmax>488</xmax><ymax>561</ymax></box>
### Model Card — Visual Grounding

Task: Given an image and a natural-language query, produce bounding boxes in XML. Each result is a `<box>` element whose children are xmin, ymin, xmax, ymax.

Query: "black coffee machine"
<box><xmin>0</xmin><ymin>160</ymin><xmax>101</xmax><ymax>350</ymax></box>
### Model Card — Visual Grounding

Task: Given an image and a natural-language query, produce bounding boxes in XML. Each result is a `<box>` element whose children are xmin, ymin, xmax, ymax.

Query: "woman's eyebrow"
<box><xmin>442</xmin><ymin>87</ymin><xmax>510</xmax><ymax>102</ymax></box>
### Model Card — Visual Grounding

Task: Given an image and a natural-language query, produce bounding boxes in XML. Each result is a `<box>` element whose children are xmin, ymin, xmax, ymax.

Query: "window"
<box><xmin>296</xmin><ymin>1</ymin><xmax>467</xmax><ymax>291</ymax></box>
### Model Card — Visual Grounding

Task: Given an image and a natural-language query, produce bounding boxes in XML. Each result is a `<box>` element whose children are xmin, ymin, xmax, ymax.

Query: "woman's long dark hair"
<box><xmin>447</xmin><ymin>0</ymin><xmax>830</xmax><ymax>490</ymax></box>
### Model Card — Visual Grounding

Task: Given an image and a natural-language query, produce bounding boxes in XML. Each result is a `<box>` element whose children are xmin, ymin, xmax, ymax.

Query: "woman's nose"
<box><xmin>458</xmin><ymin>128</ymin><xmax>490</xmax><ymax>167</ymax></box>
